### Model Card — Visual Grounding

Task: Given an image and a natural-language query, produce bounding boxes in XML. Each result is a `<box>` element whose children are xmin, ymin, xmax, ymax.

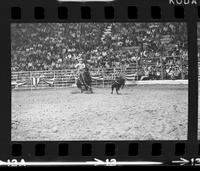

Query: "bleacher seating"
<box><xmin>11</xmin><ymin>23</ymin><xmax>188</xmax><ymax>84</ymax></box>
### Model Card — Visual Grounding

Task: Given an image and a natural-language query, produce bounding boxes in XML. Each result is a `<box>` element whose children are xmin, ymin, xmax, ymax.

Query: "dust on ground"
<box><xmin>12</xmin><ymin>84</ymin><xmax>188</xmax><ymax>141</ymax></box>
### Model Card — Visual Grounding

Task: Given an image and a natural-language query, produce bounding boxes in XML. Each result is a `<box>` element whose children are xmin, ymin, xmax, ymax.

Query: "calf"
<box><xmin>111</xmin><ymin>76</ymin><xmax>126</xmax><ymax>94</ymax></box>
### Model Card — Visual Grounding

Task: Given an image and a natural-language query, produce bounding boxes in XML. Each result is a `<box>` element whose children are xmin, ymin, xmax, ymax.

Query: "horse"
<box><xmin>76</xmin><ymin>67</ymin><xmax>93</xmax><ymax>93</ymax></box>
<box><xmin>111</xmin><ymin>75</ymin><xmax>126</xmax><ymax>94</ymax></box>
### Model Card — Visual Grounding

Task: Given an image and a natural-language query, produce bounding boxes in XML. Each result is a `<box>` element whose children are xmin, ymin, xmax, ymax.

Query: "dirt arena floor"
<box><xmin>12</xmin><ymin>84</ymin><xmax>188</xmax><ymax>141</ymax></box>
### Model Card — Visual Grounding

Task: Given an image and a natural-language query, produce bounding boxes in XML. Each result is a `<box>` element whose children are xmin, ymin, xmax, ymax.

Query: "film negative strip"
<box><xmin>0</xmin><ymin>0</ymin><xmax>199</xmax><ymax>167</ymax></box>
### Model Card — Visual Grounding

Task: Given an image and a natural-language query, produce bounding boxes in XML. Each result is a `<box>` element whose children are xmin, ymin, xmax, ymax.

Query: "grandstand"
<box><xmin>11</xmin><ymin>23</ymin><xmax>188</xmax><ymax>90</ymax></box>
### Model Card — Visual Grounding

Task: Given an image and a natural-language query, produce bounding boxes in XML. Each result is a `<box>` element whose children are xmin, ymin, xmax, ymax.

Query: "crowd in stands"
<box><xmin>11</xmin><ymin>23</ymin><xmax>188</xmax><ymax>80</ymax></box>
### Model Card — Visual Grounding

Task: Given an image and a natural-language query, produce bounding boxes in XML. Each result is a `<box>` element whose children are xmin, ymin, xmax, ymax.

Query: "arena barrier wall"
<box><xmin>126</xmin><ymin>80</ymin><xmax>188</xmax><ymax>85</ymax></box>
<box><xmin>11</xmin><ymin>68</ymin><xmax>188</xmax><ymax>90</ymax></box>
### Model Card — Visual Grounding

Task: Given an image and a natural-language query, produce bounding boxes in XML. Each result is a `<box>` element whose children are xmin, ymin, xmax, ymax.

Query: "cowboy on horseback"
<box><xmin>75</xmin><ymin>58</ymin><xmax>93</xmax><ymax>93</ymax></box>
<box><xmin>75</xmin><ymin>58</ymin><xmax>85</xmax><ymax>79</ymax></box>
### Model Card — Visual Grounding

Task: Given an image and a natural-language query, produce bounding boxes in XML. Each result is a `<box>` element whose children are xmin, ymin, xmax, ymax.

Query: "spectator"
<box><xmin>11</xmin><ymin>23</ymin><xmax>188</xmax><ymax>80</ymax></box>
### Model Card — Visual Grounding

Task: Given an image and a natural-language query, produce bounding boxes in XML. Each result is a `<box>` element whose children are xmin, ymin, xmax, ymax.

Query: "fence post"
<box><xmin>102</xmin><ymin>68</ymin><xmax>104</xmax><ymax>88</ymax></box>
<box><xmin>54</xmin><ymin>71</ymin><xmax>56</xmax><ymax>89</ymax></box>
<box><xmin>180</xmin><ymin>56</ymin><xmax>184</xmax><ymax>80</ymax></box>
<box><xmin>113</xmin><ymin>67</ymin><xmax>116</xmax><ymax>80</ymax></box>
<box><xmin>30</xmin><ymin>71</ymin><xmax>32</xmax><ymax>91</ymax></box>
<box><xmin>160</xmin><ymin>56</ymin><xmax>164</xmax><ymax>80</ymax></box>
<box><xmin>136</xmin><ymin>60</ymin><xmax>138</xmax><ymax>81</ymax></box>
<box><xmin>62</xmin><ymin>70</ymin><xmax>64</xmax><ymax>88</ymax></box>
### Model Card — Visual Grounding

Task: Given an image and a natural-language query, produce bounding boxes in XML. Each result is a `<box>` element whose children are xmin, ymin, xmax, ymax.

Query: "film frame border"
<box><xmin>0</xmin><ymin>0</ymin><xmax>199</xmax><ymax>166</ymax></box>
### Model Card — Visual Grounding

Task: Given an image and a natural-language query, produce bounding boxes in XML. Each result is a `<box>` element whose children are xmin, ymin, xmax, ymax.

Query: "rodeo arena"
<box><xmin>11</xmin><ymin>23</ymin><xmax>188</xmax><ymax>141</ymax></box>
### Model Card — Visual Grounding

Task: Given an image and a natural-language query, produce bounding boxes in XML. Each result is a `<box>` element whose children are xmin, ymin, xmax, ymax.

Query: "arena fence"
<box><xmin>11</xmin><ymin>67</ymin><xmax>136</xmax><ymax>90</ymax></box>
<box><xmin>198</xmin><ymin>61</ymin><xmax>200</xmax><ymax>80</ymax></box>
<box><xmin>11</xmin><ymin>64</ymin><xmax>188</xmax><ymax>90</ymax></box>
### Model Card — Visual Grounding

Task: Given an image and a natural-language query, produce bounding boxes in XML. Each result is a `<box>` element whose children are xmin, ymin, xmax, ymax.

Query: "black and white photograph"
<box><xmin>11</xmin><ymin>23</ymin><xmax>188</xmax><ymax>141</ymax></box>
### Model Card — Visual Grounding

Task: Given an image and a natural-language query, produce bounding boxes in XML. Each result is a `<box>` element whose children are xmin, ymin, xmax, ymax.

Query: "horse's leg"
<box><xmin>116</xmin><ymin>87</ymin><xmax>119</xmax><ymax>94</ymax></box>
<box><xmin>84</xmin><ymin>84</ymin><xmax>88</xmax><ymax>91</ymax></box>
<box><xmin>77</xmin><ymin>80</ymin><xmax>83</xmax><ymax>93</ymax></box>
<box><xmin>111</xmin><ymin>85</ymin><xmax>114</xmax><ymax>94</ymax></box>
<box><xmin>79</xmin><ymin>86</ymin><xmax>82</xmax><ymax>93</ymax></box>
<box><xmin>82</xmin><ymin>80</ymin><xmax>87</xmax><ymax>91</ymax></box>
<box><xmin>80</xmin><ymin>73</ymin><xmax>87</xmax><ymax>91</ymax></box>
<box><xmin>89</xmin><ymin>86</ymin><xmax>93</xmax><ymax>93</ymax></box>
<box><xmin>79</xmin><ymin>84</ymin><xmax>84</xmax><ymax>93</ymax></box>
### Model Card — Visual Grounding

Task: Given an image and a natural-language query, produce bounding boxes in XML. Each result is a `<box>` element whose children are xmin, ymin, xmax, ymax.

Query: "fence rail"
<box><xmin>12</xmin><ymin>66</ymin><xmax>138</xmax><ymax>90</ymax></box>
<box><xmin>12</xmin><ymin>62</ymin><xmax>188</xmax><ymax>90</ymax></box>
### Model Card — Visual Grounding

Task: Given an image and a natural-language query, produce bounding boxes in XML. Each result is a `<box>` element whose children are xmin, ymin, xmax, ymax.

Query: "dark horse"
<box><xmin>111</xmin><ymin>75</ymin><xmax>126</xmax><ymax>94</ymax></box>
<box><xmin>76</xmin><ymin>67</ymin><xmax>93</xmax><ymax>93</ymax></box>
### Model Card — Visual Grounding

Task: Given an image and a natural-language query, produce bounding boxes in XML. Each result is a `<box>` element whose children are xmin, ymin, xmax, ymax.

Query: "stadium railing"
<box><xmin>11</xmin><ymin>61</ymin><xmax>188</xmax><ymax>90</ymax></box>
<box><xmin>11</xmin><ymin>67</ymin><xmax>138</xmax><ymax>90</ymax></box>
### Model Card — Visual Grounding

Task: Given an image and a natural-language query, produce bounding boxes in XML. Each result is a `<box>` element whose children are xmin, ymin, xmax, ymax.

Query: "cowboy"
<box><xmin>75</xmin><ymin>58</ymin><xmax>86</xmax><ymax>80</ymax></box>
